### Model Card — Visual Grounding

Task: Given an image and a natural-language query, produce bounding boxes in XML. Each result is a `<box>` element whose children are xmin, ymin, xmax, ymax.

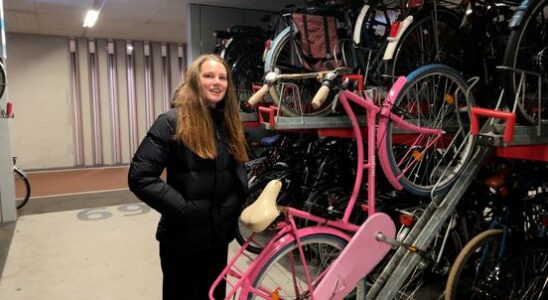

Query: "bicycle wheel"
<box><xmin>231</xmin><ymin>50</ymin><xmax>264</xmax><ymax>112</ymax></box>
<box><xmin>14</xmin><ymin>167</ymin><xmax>31</xmax><ymax>209</ymax></box>
<box><xmin>384</xmin><ymin>64</ymin><xmax>475</xmax><ymax>196</ymax></box>
<box><xmin>506</xmin><ymin>239</ymin><xmax>548</xmax><ymax>299</ymax></box>
<box><xmin>247</xmin><ymin>233</ymin><xmax>366</xmax><ymax>299</ymax></box>
<box><xmin>503</xmin><ymin>0</ymin><xmax>548</xmax><ymax>124</ymax></box>
<box><xmin>445</xmin><ymin>229</ymin><xmax>509</xmax><ymax>300</ymax></box>
<box><xmin>390</xmin><ymin>8</ymin><xmax>475</xmax><ymax>79</ymax></box>
<box><xmin>0</xmin><ymin>60</ymin><xmax>6</xmax><ymax>99</ymax></box>
<box><xmin>264</xmin><ymin>26</ymin><xmax>335</xmax><ymax>117</ymax></box>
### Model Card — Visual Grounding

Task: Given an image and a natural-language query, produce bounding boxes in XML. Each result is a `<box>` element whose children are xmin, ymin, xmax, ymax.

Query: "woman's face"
<box><xmin>199</xmin><ymin>59</ymin><xmax>228</xmax><ymax>107</ymax></box>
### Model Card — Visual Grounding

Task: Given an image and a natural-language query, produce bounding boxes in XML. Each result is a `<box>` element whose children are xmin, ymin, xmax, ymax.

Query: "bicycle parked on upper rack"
<box><xmin>503</xmin><ymin>0</ymin><xmax>548</xmax><ymax>124</ymax></box>
<box><xmin>13</xmin><ymin>156</ymin><xmax>30</xmax><ymax>210</ymax></box>
<box><xmin>260</xmin><ymin>0</ymin><xmax>481</xmax><ymax>118</ymax></box>
<box><xmin>212</xmin><ymin>25</ymin><xmax>271</xmax><ymax>112</ymax></box>
<box><xmin>210</xmin><ymin>63</ymin><xmax>475</xmax><ymax>299</ymax></box>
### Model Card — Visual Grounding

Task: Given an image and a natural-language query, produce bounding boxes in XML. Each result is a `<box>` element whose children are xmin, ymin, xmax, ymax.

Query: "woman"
<box><xmin>128</xmin><ymin>54</ymin><xmax>249</xmax><ymax>300</ymax></box>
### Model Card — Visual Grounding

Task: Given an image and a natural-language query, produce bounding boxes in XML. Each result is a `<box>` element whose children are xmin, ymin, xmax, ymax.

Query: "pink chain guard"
<box><xmin>312</xmin><ymin>213</ymin><xmax>396</xmax><ymax>299</ymax></box>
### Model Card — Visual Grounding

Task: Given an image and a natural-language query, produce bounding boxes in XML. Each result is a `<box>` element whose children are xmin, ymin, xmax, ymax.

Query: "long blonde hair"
<box><xmin>172</xmin><ymin>54</ymin><xmax>249</xmax><ymax>163</ymax></box>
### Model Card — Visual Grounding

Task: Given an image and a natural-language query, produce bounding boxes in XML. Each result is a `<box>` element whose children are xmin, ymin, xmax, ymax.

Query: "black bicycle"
<box><xmin>503</xmin><ymin>0</ymin><xmax>548</xmax><ymax>124</ymax></box>
<box><xmin>13</xmin><ymin>157</ymin><xmax>31</xmax><ymax>210</ymax></box>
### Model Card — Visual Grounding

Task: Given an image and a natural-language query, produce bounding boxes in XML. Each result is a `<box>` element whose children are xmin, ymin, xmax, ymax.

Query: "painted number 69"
<box><xmin>77</xmin><ymin>204</ymin><xmax>150</xmax><ymax>221</ymax></box>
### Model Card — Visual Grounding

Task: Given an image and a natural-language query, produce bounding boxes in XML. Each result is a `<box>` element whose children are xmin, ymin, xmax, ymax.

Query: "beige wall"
<box><xmin>6</xmin><ymin>33</ymin><xmax>185</xmax><ymax>170</ymax></box>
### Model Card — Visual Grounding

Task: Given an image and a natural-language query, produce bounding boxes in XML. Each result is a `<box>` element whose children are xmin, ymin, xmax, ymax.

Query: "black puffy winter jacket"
<box><xmin>128</xmin><ymin>108</ymin><xmax>248</xmax><ymax>249</ymax></box>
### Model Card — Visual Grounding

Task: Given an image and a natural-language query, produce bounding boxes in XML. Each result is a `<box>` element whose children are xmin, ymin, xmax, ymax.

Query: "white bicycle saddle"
<box><xmin>239</xmin><ymin>180</ymin><xmax>282</xmax><ymax>233</ymax></box>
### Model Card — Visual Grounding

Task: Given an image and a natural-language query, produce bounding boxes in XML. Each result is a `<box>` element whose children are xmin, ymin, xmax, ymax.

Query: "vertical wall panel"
<box><xmin>87</xmin><ymin>40</ymin><xmax>103</xmax><ymax>165</ymax></box>
<box><xmin>133</xmin><ymin>42</ymin><xmax>147</xmax><ymax>141</ymax></box>
<box><xmin>178</xmin><ymin>44</ymin><xmax>186</xmax><ymax>82</ymax></box>
<box><xmin>143</xmin><ymin>42</ymin><xmax>155</xmax><ymax>128</ymax></box>
<box><xmin>115</xmin><ymin>39</ymin><xmax>130</xmax><ymax>164</ymax></box>
<box><xmin>7</xmin><ymin>34</ymin><xmax>188</xmax><ymax>169</ymax></box>
<box><xmin>161</xmin><ymin>43</ymin><xmax>172</xmax><ymax>112</ymax></box>
<box><xmin>107</xmin><ymin>40</ymin><xmax>121</xmax><ymax>164</ymax></box>
<box><xmin>96</xmin><ymin>39</ymin><xmax>112</xmax><ymax>165</ymax></box>
<box><xmin>152</xmin><ymin>42</ymin><xmax>164</xmax><ymax>116</ymax></box>
<box><xmin>69</xmin><ymin>38</ymin><xmax>84</xmax><ymax>166</ymax></box>
<box><xmin>125</xmin><ymin>41</ymin><xmax>138</xmax><ymax>157</ymax></box>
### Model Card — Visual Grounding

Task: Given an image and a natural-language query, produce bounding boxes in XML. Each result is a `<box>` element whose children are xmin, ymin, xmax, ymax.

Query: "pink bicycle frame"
<box><xmin>312</xmin><ymin>77</ymin><xmax>443</xmax><ymax>299</ymax></box>
<box><xmin>210</xmin><ymin>76</ymin><xmax>443</xmax><ymax>300</ymax></box>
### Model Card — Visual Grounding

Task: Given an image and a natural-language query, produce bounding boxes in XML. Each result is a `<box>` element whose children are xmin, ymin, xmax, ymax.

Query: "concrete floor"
<box><xmin>0</xmin><ymin>190</ymin><xmax>164</xmax><ymax>300</ymax></box>
<box><xmin>0</xmin><ymin>190</ymin><xmax>257</xmax><ymax>300</ymax></box>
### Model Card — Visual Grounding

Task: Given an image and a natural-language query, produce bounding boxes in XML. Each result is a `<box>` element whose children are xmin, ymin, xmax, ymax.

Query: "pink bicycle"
<box><xmin>210</xmin><ymin>64</ymin><xmax>475</xmax><ymax>299</ymax></box>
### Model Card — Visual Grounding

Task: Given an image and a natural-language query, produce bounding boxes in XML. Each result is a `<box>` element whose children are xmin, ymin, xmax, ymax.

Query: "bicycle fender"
<box><xmin>383</xmin><ymin>15</ymin><xmax>413</xmax><ymax>61</ymax></box>
<box><xmin>247</xmin><ymin>226</ymin><xmax>352</xmax><ymax>280</ymax></box>
<box><xmin>509</xmin><ymin>0</ymin><xmax>531</xmax><ymax>30</ymax></box>
<box><xmin>353</xmin><ymin>4</ymin><xmax>371</xmax><ymax>45</ymax></box>
<box><xmin>264</xmin><ymin>27</ymin><xmax>292</xmax><ymax>73</ymax></box>
<box><xmin>313</xmin><ymin>213</ymin><xmax>396</xmax><ymax>300</ymax></box>
<box><xmin>377</xmin><ymin>76</ymin><xmax>408</xmax><ymax>191</ymax></box>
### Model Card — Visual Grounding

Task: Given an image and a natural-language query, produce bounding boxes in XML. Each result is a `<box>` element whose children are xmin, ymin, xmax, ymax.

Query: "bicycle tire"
<box><xmin>264</xmin><ymin>26</ymin><xmax>334</xmax><ymax>117</ymax></box>
<box><xmin>0</xmin><ymin>60</ymin><xmax>6</xmax><ymax>99</ymax></box>
<box><xmin>504</xmin><ymin>238</ymin><xmax>548</xmax><ymax>299</ymax></box>
<box><xmin>246</xmin><ymin>233</ymin><xmax>366</xmax><ymax>299</ymax></box>
<box><xmin>383</xmin><ymin>64</ymin><xmax>475</xmax><ymax>196</ymax></box>
<box><xmin>14</xmin><ymin>167</ymin><xmax>31</xmax><ymax>210</ymax></box>
<box><xmin>231</xmin><ymin>49</ymin><xmax>264</xmax><ymax>112</ymax></box>
<box><xmin>503</xmin><ymin>0</ymin><xmax>548</xmax><ymax>124</ymax></box>
<box><xmin>390</xmin><ymin>8</ymin><xmax>475</xmax><ymax>79</ymax></box>
<box><xmin>444</xmin><ymin>229</ymin><xmax>505</xmax><ymax>300</ymax></box>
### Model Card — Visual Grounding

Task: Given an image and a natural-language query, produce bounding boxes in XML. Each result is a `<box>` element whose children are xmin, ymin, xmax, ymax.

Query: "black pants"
<box><xmin>160</xmin><ymin>242</ymin><xmax>228</xmax><ymax>300</ymax></box>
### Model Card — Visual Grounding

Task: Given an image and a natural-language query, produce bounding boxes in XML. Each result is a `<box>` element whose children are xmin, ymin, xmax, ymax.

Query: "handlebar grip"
<box><xmin>311</xmin><ymin>85</ymin><xmax>330</xmax><ymax>109</ymax></box>
<box><xmin>248</xmin><ymin>84</ymin><xmax>269</xmax><ymax>107</ymax></box>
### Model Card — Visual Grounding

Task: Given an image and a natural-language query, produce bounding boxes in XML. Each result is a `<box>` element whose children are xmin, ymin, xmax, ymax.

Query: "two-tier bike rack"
<box><xmin>239</xmin><ymin>67</ymin><xmax>548</xmax><ymax>298</ymax></box>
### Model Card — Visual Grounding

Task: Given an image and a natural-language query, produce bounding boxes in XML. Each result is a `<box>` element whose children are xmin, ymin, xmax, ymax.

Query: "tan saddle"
<box><xmin>239</xmin><ymin>180</ymin><xmax>282</xmax><ymax>232</ymax></box>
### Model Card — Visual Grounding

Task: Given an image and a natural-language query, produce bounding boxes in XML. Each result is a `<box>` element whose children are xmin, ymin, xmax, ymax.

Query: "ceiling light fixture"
<box><xmin>83</xmin><ymin>9</ymin><xmax>100</xmax><ymax>28</ymax></box>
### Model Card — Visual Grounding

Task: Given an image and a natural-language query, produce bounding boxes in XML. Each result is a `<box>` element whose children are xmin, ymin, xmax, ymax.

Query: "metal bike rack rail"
<box><xmin>368</xmin><ymin>144</ymin><xmax>492</xmax><ymax>299</ymax></box>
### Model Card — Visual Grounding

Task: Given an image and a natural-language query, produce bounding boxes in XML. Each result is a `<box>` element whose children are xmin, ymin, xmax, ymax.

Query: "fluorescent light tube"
<box><xmin>83</xmin><ymin>9</ymin><xmax>99</xmax><ymax>28</ymax></box>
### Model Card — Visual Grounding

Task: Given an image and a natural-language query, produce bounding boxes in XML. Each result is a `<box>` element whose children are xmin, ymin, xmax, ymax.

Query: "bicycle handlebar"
<box><xmin>311</xmin><ymin>85</ymin><xmax>331</xmax><ymax>109</ymax></box>
<box><xmin>247</xmin><ymin>70</ymin><xmax>341</xmax><ymax>107</ymax></box>
<box><xmin>248</xmin><ymin>84</ymin><xmax>270</xmax><ymax>106</ymax></box>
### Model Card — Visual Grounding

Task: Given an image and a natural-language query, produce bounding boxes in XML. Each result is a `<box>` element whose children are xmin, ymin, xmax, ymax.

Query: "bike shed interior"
<box><xmin>0</xmin><ymin>0</ymin><xmax>547</xmax><ymax>299</ymax></box>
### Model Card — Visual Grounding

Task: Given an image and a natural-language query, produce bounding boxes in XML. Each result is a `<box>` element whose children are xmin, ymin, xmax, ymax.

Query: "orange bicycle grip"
<box><xmin>311</xmin><ymin>85</ymin><xmax>330</xmax><ymax>109</ymax></box>
<box><xmin>248</xmin><ymin>84</ymin><xmax>269</xmax><ymax>107</ymax></box>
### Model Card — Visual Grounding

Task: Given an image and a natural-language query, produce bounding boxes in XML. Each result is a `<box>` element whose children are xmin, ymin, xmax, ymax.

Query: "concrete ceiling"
<box><xmin>4</xmin><ymin>0</ymin><xmax>303</xmax><ymax>43</ymax></box>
